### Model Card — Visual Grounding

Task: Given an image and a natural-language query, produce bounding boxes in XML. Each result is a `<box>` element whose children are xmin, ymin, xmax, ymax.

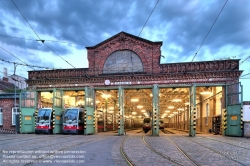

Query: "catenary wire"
<box><xmin>191</xmin><ymin>0</ymin><xmax>228</xmax><ymax>62</ymax></box>
<box><xmin>11</xmin><ymin>0</ymin><xmax>76</xmax><ymax>68</ymax></box>
<box><xmin>138</xmin><ymin>0</ymin><xmax>160</xmax><ymax>37</ymax></box>
<box><xmin>240</xmin><ymin>72</ymin><xmax>250</xmax><ymax>78</ymax></box>
<box><xmin>239</xmin><ymin>53</ymin><xmax>250</xmax><ymax>66</ymax></box>
<box><xmin>0</xmin><ymin>57</ymin><xmax>55</xmax><ymax>70</ymax></box>
<box><xmin>0</xmin><ymin>34</ymin><xmax>85</xmax><ymax>45</ymax></box>
<box><xmin>0</xmin><ymin>45</ymin><xmax>35</xmax><ymax>70</ymax></box>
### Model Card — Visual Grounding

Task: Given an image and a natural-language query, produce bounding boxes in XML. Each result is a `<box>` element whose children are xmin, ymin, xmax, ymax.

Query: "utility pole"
<box><xmin>12</xmin><ymin>63</ymin><xmax>18</xmax><ymax>107</ymax></box>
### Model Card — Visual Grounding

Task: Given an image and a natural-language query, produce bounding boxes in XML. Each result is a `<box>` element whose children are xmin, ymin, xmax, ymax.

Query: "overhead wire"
<box><xmin>240</xmin><ymin>72</ymin><xmax>250</xmax><ymax>78</ymax></box>
<box><xmin>0</xmin><ymin>57</ymin><xmax>55</xmax><ymax>70</ymax></box>
<box><xmin>191</xmin><ymin>0</ymin><xmax>228</xmax><ymax>62</ymax></box>
<box><xmin>0</xmin><ymin>34</ymin><xmax>85</xmax><ymax>45</ymax></box>
<box><xmin>138</xmin><ymin>0</ymin><xmax>160</xmax><ymax>37</ymax></box>
<box><xmin>239</xmin><ymin>53</ymin><xmax>250</xmax><ymax>66</ymax></box>
<box><xmin>11</xmin><ymin>0</ymin><xmax>76</xmax><ymax>68</ymax></box>
<box><xmin>0</xmin><ymin>45</ymin><xmax>36</xmax><ymax>70</ymax></box>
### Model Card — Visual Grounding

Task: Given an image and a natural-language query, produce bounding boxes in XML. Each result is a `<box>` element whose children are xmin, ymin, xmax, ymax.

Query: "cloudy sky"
<box><xmin>0</xmin><ymin>0</ymin><xmax>250</xmax><ymax>100</ymax></box>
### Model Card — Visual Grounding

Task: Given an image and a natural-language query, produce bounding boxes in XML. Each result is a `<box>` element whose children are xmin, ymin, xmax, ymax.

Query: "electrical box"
<box><xmin>243</xmin><ymin>105</ymin><xmax>250</xmax><ymax>122</ymax></box>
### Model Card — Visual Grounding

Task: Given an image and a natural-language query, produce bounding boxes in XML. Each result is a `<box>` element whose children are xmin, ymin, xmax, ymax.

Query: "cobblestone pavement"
<box><xmin>0</xmin><ymin>129</ymin><xmax>250</xmax><ymax>166</ymax></box>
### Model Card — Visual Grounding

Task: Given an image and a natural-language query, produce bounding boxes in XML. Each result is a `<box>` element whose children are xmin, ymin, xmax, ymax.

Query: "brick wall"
<box><xmin>0</xmin><ymin>98</ymin><xmax>18</xmax><ymax>130</ymax></box>
<box><xmin>87</xmin><ymin>32</ymin><xmax>162</xmax><ymax>75</ymax></box>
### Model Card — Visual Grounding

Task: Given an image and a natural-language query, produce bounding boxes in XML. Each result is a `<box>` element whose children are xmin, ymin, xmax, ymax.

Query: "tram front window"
<box><xmin>37</xmin><ymin>109</ymin><xmax>51</xmax><ymax>123</ymax></box>
<box><xmin>64</xmin><ymin>109</ymin><xmax>78</xmax><ymax>123</ymax></box>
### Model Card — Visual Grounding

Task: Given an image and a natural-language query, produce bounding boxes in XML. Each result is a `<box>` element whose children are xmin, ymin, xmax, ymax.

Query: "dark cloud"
<box><xmin>0</xmin><ymin>0</ymin><xmax>249</xmax><ymax>71</ymax></box>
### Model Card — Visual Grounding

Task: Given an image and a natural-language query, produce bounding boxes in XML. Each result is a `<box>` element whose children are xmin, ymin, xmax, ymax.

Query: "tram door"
<box><xmin>152</xmin><ymin>85</ymin><xmax>159</xmax><ymax>136</ymax></box>
<box><xmin>118</xmin><ymin>86</ymin><xmax>124</xmax><ymax>135</ymax></box>
<box><xmin>52</xmin><ymin>88</ymin><xmax>63</xmax><ymax>134</ymax></box>
<box><xmin>189</xmin><ymin>84</ymin><xmax>196</xmax><ymax>137</ymax></box>
<box><xmin>20</xmin><ymin>90</ymin><xmax>37</xmax><ymax>133</ymax></box>
<box><xmin>84</xmin><ymin>87</ymin><xmax>95</xmax><ymax>135</ymax></box>
<box><xmin>225</xmin><ymin>83</ymin><xmax>243</xmax><ymax>136</ymax></box>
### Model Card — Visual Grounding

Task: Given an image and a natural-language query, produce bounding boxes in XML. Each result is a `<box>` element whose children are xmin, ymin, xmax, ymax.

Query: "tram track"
<box><xmin>120</xmin><ymin>130</ymin><xmax>197</xmax><ymax>166</ymax></box>
<box><xmin>203</xmin><ymin>137</ymin><xmax>250</xmax><ymax>151</ymax></box>
<box><xmin>162</xmin><ymin>129</ymin><xmax>247</xmax><ymax>166</ymax></box>
<box><xmin>186</xmin><ymin>137</ymin><xmax>247</xmax><ymax>166</ymax></box>
<box><xmin>120</xmin><ymin>135</ymin><xmax>135</xmax><ymax>166</ymax></box>
<box><xmin>142</xmin><ymin>135</ymin><xmax>198</xmax><ymax>166</ymax></box>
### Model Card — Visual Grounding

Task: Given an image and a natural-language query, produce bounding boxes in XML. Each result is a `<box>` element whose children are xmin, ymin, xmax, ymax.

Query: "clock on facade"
<box><xmin>104</xmin><ymin>79</ymin><xmax>111</xmax><ymax>85</ymax></box>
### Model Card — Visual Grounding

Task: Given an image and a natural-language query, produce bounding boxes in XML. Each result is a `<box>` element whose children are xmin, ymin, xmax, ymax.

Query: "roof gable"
<box><xmin>86</xmin><ymin>31</ymin><xmax>162</xmax><ymax>49</ymax></box>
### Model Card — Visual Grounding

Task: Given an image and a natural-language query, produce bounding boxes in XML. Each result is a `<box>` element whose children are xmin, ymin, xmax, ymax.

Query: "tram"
<box><xmin>35</xmin><ymin>108</ymin><xmax>53</xmax><ymax>134</ymax></box>
<box><xmin>62</xmin><ymin>107</ymin><xmax>85</xmax><ymax>134</ymax></box>
<box><xmin>143</xmin><ymin>117</ymin><xmax>152</xmax><ymax>133</ymax></box>
<box><xmin>159</xmin><ymin>119</ymin><xmax>165</xmax><ymax>129</ymax></box>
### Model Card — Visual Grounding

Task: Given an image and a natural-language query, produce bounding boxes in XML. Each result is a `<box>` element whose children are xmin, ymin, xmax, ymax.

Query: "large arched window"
<box><xmin>103</xmin><ymin>50</ymin><xmax>143</xmax><ymax>74</ymax></box>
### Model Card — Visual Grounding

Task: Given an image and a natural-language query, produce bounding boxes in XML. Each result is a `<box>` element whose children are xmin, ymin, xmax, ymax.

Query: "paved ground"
<box><xmin>0</xmin><ymin>129</ymin><xmax>250</xmax><ymax>166</ymax></box>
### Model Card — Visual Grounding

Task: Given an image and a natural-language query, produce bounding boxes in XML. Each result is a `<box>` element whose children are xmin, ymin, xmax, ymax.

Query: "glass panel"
<box><xmin>227</xmin><ymin>83</ymin><xmax>241</xmax><ymax>105</ymax></box>
<box><xmin>63</xmin><ymin>108</ymin><xmax>79</xmax><ymax>123</ymax></box>
<box><xmin>85</xmin><ymin>88</ymin><xmax>94</xmax><ymax>107</ymax></box>
<box><xmin>103</xmin><ymin>50</ymin><xmax>144</xmax><ymax>74</ymax></box>
<box><xmin>21</xmin><ymin>91</ymin><xmax>35</xmax><ymax>107</ymax></box>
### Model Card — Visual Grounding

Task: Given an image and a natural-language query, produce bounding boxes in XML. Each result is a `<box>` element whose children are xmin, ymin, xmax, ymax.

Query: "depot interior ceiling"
<box><xmin>62</xmin><ymin>86</ymin><xmax>220</xmax><ymax>119</ymax></box>
<box><xmin>94</xmin><ymin>86</ymin><xmax>219</xmax><ymax>119</ymax></box>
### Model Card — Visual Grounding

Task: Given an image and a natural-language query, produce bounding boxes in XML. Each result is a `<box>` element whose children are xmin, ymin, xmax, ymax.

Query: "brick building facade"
<box><xmin>0</xmin><ymin>32</ymin><xmax>246</xmax><ymax>135</ymax></box>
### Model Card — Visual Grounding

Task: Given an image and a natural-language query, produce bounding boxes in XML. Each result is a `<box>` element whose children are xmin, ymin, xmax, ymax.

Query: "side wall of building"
<box><xmin>0</xmin><ymin>99</ymin><xmax>18</xmax><ymax>130</ymax></box>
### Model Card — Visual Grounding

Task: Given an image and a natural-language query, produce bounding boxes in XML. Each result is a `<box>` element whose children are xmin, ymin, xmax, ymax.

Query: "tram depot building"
<box><xmin>0</xmin><ymin>31</ymin><xmax>249</xmax><ymax>137</ymax></box>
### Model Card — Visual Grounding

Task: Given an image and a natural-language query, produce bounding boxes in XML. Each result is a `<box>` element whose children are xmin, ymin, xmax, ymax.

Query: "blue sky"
<box><xmin>0</xmin><ymin>0</ymin><xmax>249</xmax><ymax>100</ymax></box>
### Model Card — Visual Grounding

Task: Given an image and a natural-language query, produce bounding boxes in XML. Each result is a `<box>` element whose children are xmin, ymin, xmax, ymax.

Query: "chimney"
<box><xmin>3</xmin><ymin>77</ymin><xmax>8</xmax><ymax>82</ymax></box>
<box><xmin>3</xmin><ymin>68</ymin><xmax>7</xmax><ymax>77</ymax></box>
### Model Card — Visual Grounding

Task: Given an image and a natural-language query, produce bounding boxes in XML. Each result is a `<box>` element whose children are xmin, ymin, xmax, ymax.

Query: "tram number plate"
<box><xmin>231</xmin><ymin>115</ymin><xmax>237</xmax><ymax>120</ymax></box>
<box><xmin>25</xmin><ymin>117</ymin><xmax>31</xmax><ymax>120</ymax></box>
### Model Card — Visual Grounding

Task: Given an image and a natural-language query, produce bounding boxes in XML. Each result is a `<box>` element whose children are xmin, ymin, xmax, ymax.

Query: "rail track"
<box><xmin>162</xmin><ymin>129</ymin><xmax>248</xmax><ymax>166</ymax></box>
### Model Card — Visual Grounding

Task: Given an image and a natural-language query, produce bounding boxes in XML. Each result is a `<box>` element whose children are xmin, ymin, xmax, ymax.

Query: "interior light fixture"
<box><xmin>168</xmin><ymin>106</ymin><xmax>174</xmax><ymax>109</ymax></box>
<box><xmin>137</xmin><ymin>105</ymin><xmax>143</xmax><ymax>109</ymax></box>
<box><xmin>165</xmin><ymin>110</ymin><xmax>170</xmax><ymax>113</ymax></box>
<box><xmin>173</xmin><ymin>99</ymin><xmax>182</xmax><ymax>102</ymax></box>
<box><xmin>177</xmin><ymin>108</ymin><xmax>184</xmax><ymax>111</ymax></box>
<box><xmin>109</xmin><ymin>107</ymin><xmax>114</xmax><ymax>110</ymax></box>
<box><xmin>131</xmin><ymin>98</ymin><xmax>139</xmax><ymax>102</ymax></box>
<box><xmin>132</xmin><ymin>112</ymin><xmax>137</xmax><ymax>115</ymax></box>
<box><xmin>141</xmin><ymin>109</ymin><xmax>146</xmax><ymax>112</ymax></box>
<box><xmin>200</xmin><ymin>91</ymin><xmax>212</xmax><ymax>95</ymax></box>
<box><xmin>102</xmin><ymin>94</ymin><xmax>111</xmax><ymax>99</ymax></box>
<box><xmin>184</xmin><ymin>102</ymin><xmax>189</xmax><ymax>105</ymax></box>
